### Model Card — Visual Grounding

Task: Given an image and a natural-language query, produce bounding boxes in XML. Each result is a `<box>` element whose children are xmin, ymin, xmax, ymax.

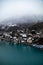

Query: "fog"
<box><xmin>0</xmin><ymin>0</ymin><xmax>43</xmax><ymax>22</ymax></box>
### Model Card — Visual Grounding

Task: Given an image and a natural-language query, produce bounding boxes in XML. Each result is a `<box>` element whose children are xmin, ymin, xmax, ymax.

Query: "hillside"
<box><xmin>30</xmin><ymin>22</ymin><xmax>43</xmax><ymax>31</ymax></box>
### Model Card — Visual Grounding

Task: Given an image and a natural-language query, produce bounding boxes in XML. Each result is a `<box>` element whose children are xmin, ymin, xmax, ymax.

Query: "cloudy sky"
<box><xmin>0</xmin><ymin>0</ymin><xmax>43</xmax><ymax>21</ymax></box>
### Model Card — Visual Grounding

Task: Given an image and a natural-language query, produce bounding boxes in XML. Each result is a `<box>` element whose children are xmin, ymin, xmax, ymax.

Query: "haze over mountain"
<box><xmin>0</xmin><ymin>0</ymin><xmax>43</xmax><ymax>25</ymax></box>
<box><xmin>0</xmin><ymin>15</ymin><xmax>43</xmax><ymax>25</ymax></box>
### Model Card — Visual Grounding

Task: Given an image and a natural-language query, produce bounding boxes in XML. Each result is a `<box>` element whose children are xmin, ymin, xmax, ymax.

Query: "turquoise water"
<box><xmin>0</xmin><ymin>42</ymin><xmax>43</xmax><ymax>65</ymax></box>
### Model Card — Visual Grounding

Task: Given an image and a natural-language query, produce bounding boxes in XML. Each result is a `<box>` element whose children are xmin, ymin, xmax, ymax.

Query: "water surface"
<box><xmin>0</xmin><ymin>42</ymin><xmax>43</xmax><ymax>65</ymax></box>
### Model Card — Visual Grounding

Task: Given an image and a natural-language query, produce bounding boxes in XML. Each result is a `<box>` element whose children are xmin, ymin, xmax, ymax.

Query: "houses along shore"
<box><xmin>0</xmin><ymin>29</ymin><xmax>43</xmax><ymax>49</ymax></box>
<box><xmin>0</xmin><ymin>22</ymin><xmax>43</xmax><ymax>49</ymax></box>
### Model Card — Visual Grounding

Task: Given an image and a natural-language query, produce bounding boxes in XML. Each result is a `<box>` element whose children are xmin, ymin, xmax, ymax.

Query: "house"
<box><xmin>27</xmin><ymin>37</ymin><xmax>32</xmax><ymax>44</ymax></box>
<box><xmin>31</xmin><ymin>30</ymin><xmax>36</xmax><ymax>35</ymax></box>
<box><xmin>13</xmin><ymin>36</ymin><xmax>19</xmax><ymax>44</ymax></box>
<box><xmin>20</xmin><ymin>33</ymin><xmax>27</xmax><ymax>41</ymax></box>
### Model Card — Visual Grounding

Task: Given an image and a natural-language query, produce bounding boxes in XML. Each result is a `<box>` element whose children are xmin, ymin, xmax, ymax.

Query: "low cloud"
<box><xmin>0</xmin><ymin>0</ymin><xmax>43</xmax><ymax>21</ymax></box>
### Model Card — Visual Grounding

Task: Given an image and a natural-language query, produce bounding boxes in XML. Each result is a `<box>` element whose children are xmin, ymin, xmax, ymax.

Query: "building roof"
<box><xmin>20</xmin><ymin>33</ymin><xmax>27</xmax><ymax>37</ymax></box>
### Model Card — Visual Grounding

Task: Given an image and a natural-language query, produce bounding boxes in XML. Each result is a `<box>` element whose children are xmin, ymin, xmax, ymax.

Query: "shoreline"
<box><xmin>0</xmin><ymin>40</ymin><xmax>43</xmax><ymax>49</ymax></box>
<box><xmin>31</xmin><ymin>44</ymin><xmax>43</xmax><ymax>49</ymax></box>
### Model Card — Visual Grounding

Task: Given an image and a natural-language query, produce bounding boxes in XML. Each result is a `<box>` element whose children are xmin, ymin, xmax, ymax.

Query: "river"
<box><xmin>0</xmin><ymin>42</ymin><xmax>43</xmax><ymax>65</ymax></box>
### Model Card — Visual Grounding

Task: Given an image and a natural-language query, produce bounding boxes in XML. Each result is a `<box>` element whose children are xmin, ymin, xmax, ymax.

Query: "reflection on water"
<box><xmin>0</xmin><ymin>42</ymin><xmax>43</xmax><ymax>65</ymax></box>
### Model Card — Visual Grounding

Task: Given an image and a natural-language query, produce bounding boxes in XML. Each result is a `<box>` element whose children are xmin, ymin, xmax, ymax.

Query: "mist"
<box><xmin>0</xmin><ymin>0</ymin><xmax>43</xmax><ymax>23</ymax></box>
